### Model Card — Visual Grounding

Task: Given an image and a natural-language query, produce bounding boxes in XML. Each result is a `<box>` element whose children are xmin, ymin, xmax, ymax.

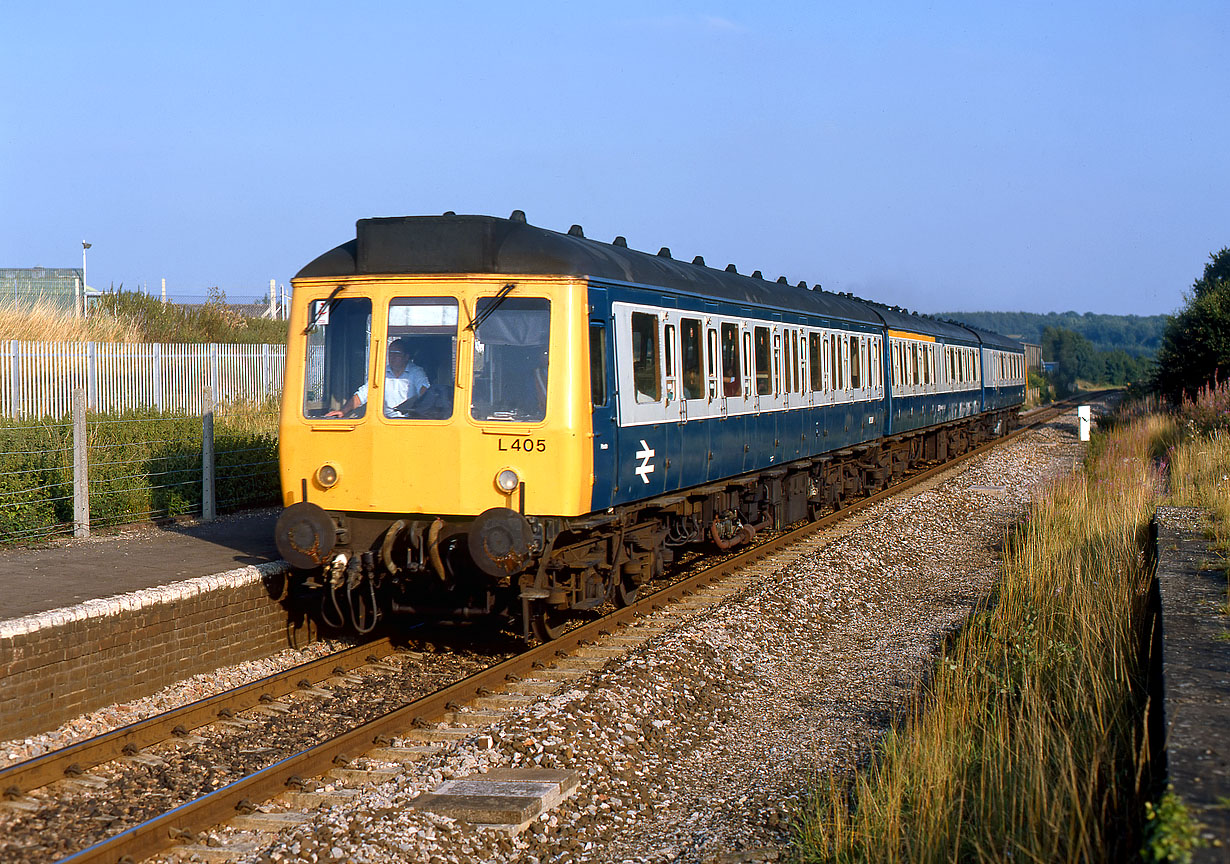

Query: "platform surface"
<box><xmin>0</xmin><ymin>509</ymin><xmax>281</xmax><ymax>621</ymax></box>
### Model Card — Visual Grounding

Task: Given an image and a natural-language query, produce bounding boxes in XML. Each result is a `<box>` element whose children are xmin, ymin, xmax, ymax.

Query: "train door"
<box><xmin>716</xmin><ymin>320</ymin><xmax>745</xmax><ymax>479</ymax></box>
<box><xmin>658</xmin><ymin>299</ymin><xmax>682</xmax><ymax>492</ymax></box>
<box><xmin>675</xmin><ymin>313</ymin><xmax>708</xmax><ymax>488</ymax></box>
<box><xmin>746</xmin><ymin>323</ymin><xmax>775</xmax><ymax>469</ymax></box>
<box><xmin>587</xmin><ymin>286</ymin><xmax>617</xmax><ymax>509</ymax></box>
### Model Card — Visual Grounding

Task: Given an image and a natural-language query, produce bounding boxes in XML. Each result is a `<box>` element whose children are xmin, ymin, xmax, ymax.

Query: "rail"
<box><xmin>29</xmin><ymin>398</ymin><xmax>1082</xmax><ymax>864</ymax></box>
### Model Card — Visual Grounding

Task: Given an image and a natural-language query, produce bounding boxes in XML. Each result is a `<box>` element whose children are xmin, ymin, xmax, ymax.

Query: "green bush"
<box><xmin>92</xmin><ymin>287</ymin><xmax>288</xmax><ymax>344</ymax></box>
<box><xmin>0</xmin><ymin>406</ymin><xmax>280</xmax><ymax>543</ymax></box>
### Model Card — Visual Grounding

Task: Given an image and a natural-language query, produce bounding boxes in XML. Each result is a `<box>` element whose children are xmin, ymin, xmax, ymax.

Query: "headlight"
<box><xmin>495</xmin><ymin>468</ymin><xmax>520</xmax><ymax>493</ymax></box>
<box><xmin>316</xmin><ymin>464</ymin><xmax>339</xmax><ymax>488</ymax></box>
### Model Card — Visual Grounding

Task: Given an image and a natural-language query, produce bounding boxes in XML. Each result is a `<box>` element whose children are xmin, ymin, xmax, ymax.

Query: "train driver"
<box><xmin>326</xmin><ymin>337</ymin><xmax>430</xmax><ymax>418</ymax></box>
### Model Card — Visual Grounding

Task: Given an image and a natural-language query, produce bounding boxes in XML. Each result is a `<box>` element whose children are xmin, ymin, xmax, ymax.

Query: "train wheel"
<box><xmin>616</xmin><ymin>574</ymin><xmax>638</xmax><ymax>607</ymax></box>
<box><xmin>530</xmin><ymin>601</ymin><xmax>567</xmax><ymax>642</ymax></box>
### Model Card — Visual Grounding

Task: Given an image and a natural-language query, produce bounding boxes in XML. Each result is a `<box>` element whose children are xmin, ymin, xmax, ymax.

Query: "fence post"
<box><xmin>73</xmin><ymin>388</ymin><xmax>90</xmax><ymax>538</ymax></box>
<box><xmin>153</xmin><ymin>343</ymin><xmax>163</xmax><ymax>412</ymax></box>
<box><xmin>9</xmin><ymin>339</ymin><xmax>20</xmax><ymax>420</ymax></box>
<box><xmin>86</xmin><ymin>341</ymin><xmax>97</xmax><ymax>410</ymax></box>
<box><xmin>202</xmin><ymin>387</ymin><xmax>216</xmax><ymax>522</ymax></box>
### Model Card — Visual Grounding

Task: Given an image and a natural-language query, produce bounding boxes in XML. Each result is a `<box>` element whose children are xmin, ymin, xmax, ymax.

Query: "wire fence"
<box><xmin>0</xmin><ymin>395</ymin><xmax>280</xmax><ymax>545</ymax></box>
<box><xmin>0</xmin><ymin>341</ymin><xmax>286</xmax><ymax>419</ymax></box>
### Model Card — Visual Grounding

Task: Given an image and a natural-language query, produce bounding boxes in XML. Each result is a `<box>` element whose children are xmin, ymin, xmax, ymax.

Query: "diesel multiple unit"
<box><xmin>274</xmin><ymin>213</ymin><xmax>1026</xmax><ymax>640</ymax></box>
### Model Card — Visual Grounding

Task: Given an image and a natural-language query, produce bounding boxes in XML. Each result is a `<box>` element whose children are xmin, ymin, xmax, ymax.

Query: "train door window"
<box><xmin>470</xmin><ymin>297</ymin><xmax>550</xmax><ymax>423</ymax></box>
<box><xmin>385</xmin><ymin>297</ymin><xmax>459</xmax><ymax>420</ymax></box>
<box><xmin>630</xmin><ymin>311</ymin><xmax>661</xmax><ymax>403</ymax></box>
<box><xmin>822</xmin><ymin>333</ymin><xmax>832</xmax><ymax>392</ymax></box>
<box><xmin>830</xmin><ymin>334</ymin><xmax>840</xmax><ymax>391</ymax></box>
<box><xmin>850</xmin><ymin>336</ymin><xmax>861</xmax><ymax>389</ymax></box>
<box><xmin>779</xmin><ymin>331</ymin><xmax>791</xmax><ymax>394</ymax></box>
<box><xmin>742</xmin><ymin>330</ymin><xmax>752</xmax><ymax>393</ymax></box>
<box><xmin>754</xmin><ymin>326</ymin><xmax>772</xmax><ymax>395</ymax></box>
<box><xmin>681</xmin><ymin>317</ymin><xmax>703</xmax><ymax>400</ymax></box>
<box><xmin>721</xmin><ymin>323</ymin><xmax>741</xmax><ymax>397</ymax></box>
<box><xmin>706</xmin><ymin>328</ymin><xmax>719</xmax><ymax>399</ymax></box>
<box><xmin>664</xmin><ymin>323</ymin><xmax>677</xmax><ymax>402</ymax></box>
<box><xmin>303</xmin><ymin>297</ymin><xmax>372</xmax><ymax>419</ymax></box>
<box><xmin>773</xmin><ymin>332</ymin><xmax>782</xmax><ymax>396</ymax></box>
<box><xmin>791</xmin><ymin>330</ymin><xmax>801</xmax><ymax>393</ymax></box>
<box><xmin>809</xmin><ymin>333</ymin><xmax>823</xmax><ymax>392</ymax></box>
<box><xmin>589</xmin><ymin>322</ymin><xmax>607</xmax><ymax>407</ymax></box>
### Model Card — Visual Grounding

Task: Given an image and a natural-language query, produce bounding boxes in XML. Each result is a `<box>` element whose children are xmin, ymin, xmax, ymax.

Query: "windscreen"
<box><xmin>470</xmin><ymin>297</ymin><xmax>550</xmax><ymax>422</ymax></box>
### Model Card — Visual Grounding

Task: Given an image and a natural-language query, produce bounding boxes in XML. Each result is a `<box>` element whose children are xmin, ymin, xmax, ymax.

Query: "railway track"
<box><xmin>1</xmin><ymin>398</ymin><xmax>1084</xmax><ymax>864</ymax></box>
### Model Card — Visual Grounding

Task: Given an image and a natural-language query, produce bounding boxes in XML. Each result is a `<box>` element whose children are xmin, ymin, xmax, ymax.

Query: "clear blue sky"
<box><xmin>2</xmin><ymin>2</ymin><xmax>1226</xmax><ymax>316</ymax></box>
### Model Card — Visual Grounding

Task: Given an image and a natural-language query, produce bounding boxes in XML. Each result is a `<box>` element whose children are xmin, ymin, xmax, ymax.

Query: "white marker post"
<box><xmin>1078</xmin><ymin>405</ymin><xmax>1091</xmax><ymax>442</ymax></box>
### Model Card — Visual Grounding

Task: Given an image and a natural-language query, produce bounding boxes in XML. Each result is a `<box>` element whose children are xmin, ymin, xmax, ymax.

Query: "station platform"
<box><xmin>0</xmin><ymin>510</ymin><xmax>282</xmax><ymax>622</ymax></box>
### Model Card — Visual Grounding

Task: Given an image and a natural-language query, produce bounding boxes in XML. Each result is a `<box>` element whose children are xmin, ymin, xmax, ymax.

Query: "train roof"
<box><xmin>297</xmin><ymin>212</ymin><xmax>1022</xmax><ymax>350</ymax></box>
<box><xmin>297</xmin><ymin>213</ymin><xmax>883</xmax><ymax>326</ymax></box>
<box><xmin>948</xmin><ymin>322</ymin><xmax>1024</xmax><ymax>351</ymax></box>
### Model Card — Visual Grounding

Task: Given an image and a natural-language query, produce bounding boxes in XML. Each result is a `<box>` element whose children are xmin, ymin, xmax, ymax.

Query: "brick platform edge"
<box><xmin>1154</xmin><ymin>505</ymin><xmax>1230</xmax><ymax>860</ymax></box>
<box><xmin>0</xmin><ymin>560</ymin><xmax>309</xmax><ymax>741</ymax></box>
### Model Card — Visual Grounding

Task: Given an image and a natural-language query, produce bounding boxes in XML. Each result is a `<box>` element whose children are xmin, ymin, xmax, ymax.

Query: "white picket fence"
<box><xmin>0</xmin><ymin>341</ymin><xmax>286</xmax><ymax>418</ymax></box>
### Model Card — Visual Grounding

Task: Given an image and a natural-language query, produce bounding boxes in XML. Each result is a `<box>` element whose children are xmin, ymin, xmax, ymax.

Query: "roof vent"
<box><xmin>797</xmin><ymin>281</ymin><xmax>807</xmax><ymax>289</ymax></box>
<box><xmin>777</xmin><ymin>276</ymin><xmax>788</xmax><ymax>284</ymax></box>
<box><xmin>725</xmin><ymin>264</ymin><xmax>738</xmax><ymax>273</ymax></box>
<box><xmin>658</xmin><ymin>247</ymin><xmax>672</xmax><ymax>258</ymax></box>
<box><xmin>752</xmin><ymin>270</ymin><xmax>763</xmax><ymax>279</ymax></box>
<box><xmin>568</xmin><ymin>224</ymin><xmax>584</xmax><ymax>237</ymax></box>
<box><xmin>692</xmin><ymin>255</ymin><xmax>705</xmax><ymax>266</ymax></box>
<box><xmin>509</xmin><ymin>209</ymin><xmax>527</xmax><ymax>223</ymax></box>
<box><xmin>613</xmin><ymin>236</ymin><xmax>627</xmax><ymax>247</ymax></box>
<box><xmin>443</xmin><ymin>210</ymin><xmax>456</xmax><ymax>216</ymax></box>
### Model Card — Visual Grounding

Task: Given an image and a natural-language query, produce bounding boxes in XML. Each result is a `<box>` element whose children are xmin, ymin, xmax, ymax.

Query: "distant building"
<box><xmin>0</xmin><ymin>267</ymin><xmax>100</xmax><ymax>314</ymax></box>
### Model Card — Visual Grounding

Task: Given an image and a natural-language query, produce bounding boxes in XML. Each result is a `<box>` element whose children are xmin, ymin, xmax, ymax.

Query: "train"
<box><xmin>273</xmin><ymin>212</ymin><xmax>1027</xmax><ymax>640</ymax></box>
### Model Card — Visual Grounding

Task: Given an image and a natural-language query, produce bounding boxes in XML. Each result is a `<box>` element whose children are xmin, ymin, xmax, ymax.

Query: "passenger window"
<box><xmin>630</xmin><ymin>312</ymin><xmax>661</xmax><ymax>403</ymax></box>
<box><xmin>589</xmin><ymin>323</ymin><xmax>606</xmax><ymax>407</ymax></box>
<box><xmin>721</xmin><ymin>323</ymin><xmax>741</xmax><ymax>397</ymax></box>
<box><xmin>754</xmin><ymin>327</ymin><xmax>772</xmax><ymax>396</ymax></box>
<box><xmin>471</xmin><ymin>297</ymin><xmax>550</xmax><ymax>422</ymax></box>
<box><xmin>850</xmin><ymin>336</ymin><xmax>861</xmax><ymax>389</ymax></box>
<box><xmin>809</xmin><ymin>333</ymin><xmax>823</xmax><ymax>391</ymax></box>
<box><xmin>681</xmin><ymin>317</ymin><xmax>703</xmax><ymax>400</ymax></box>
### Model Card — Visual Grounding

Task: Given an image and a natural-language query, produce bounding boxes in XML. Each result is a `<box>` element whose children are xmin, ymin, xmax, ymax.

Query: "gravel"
<box><xmin>6</xmin><ymin>408</ymin><xmax>1091</xmax><ymax>864</ymax></box>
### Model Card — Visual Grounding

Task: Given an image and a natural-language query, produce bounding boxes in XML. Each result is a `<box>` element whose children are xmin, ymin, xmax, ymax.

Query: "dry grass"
<box><xmin>793</xmin><ymin>415</ymin><xmax>1174</xmax><ymax>863</ymax></box>
<box><xmin>0</xmin><ymin>299</ymin><xmax>143</xmax><ymax>342</ymax></box>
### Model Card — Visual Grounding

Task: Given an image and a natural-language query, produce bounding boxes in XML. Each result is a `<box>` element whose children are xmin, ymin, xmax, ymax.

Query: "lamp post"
<box><xmin>81</xmin><ymin>241</ymin><xmax>91</xmax><ymax>318</ymax></box>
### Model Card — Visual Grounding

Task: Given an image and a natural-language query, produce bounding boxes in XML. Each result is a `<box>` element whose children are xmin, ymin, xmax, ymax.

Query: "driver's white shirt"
<box><xmin>355</xmin><ymin>363</ymin><xmax>430</xmax><ymax>415</ymax></box>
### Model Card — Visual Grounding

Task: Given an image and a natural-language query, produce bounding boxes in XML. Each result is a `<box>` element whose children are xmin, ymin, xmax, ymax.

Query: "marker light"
<box><xmin>316</xmin><ymin>464</ymin><xmax>339</xmax><ymax>488</ymax></box>
<box><xmin>495</xmin><ymin>468</ymin><xmax>520</xmax><ymax>493</ymax></box>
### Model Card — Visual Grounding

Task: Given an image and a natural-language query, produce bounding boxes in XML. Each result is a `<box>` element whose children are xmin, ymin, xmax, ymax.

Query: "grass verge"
<box><xmin>792</xmin><ymin>414</ymin><xmax>1174</xmax><ymax>863</ymax></box>
<box><xmin>0</xmin><ymin>402</ymin><xmax>280</xmax><ymax>543</ymax></box>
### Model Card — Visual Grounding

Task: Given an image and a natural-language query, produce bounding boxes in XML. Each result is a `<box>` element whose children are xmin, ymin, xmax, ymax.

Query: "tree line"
<box><xmin>934</xmin><ymin>310</ymin><xmax>1166</xmax><ymax>357</ymax></box>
